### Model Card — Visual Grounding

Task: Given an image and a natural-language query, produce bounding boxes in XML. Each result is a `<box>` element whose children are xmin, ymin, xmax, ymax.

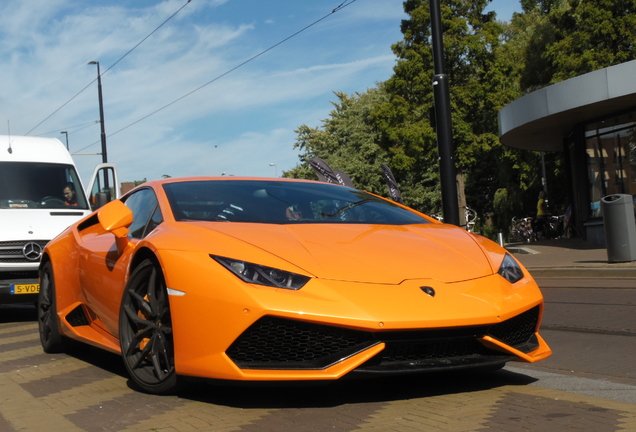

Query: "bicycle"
<box><xmin>465</xmin><ymin>206</ymin><xmax>477</xmax><ymax>233</ymax></box>
<box><xmin>510</xmin><ymin>216</ymin><xmax>533</xmax><ymax>243</ymax></box>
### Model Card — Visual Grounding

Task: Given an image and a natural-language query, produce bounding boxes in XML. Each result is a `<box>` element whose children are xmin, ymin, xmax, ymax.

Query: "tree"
<box><xmin>375</xmin><ymin>0</ymin><xmax>510</xmax><ymax>220</ymax></box>
<box><xmin>481</xmin><ymin>7</ymin><xmax>570</xmax><ymax>230</ymax></box>
<box><xmin>285</xmin><ymin>88</ymin><xmax>394</xmax><ymax>198</ymax></box>
<box><xmin>518</xmin><ymin>0</ymin><xmax>636</xmax><ymax>86</ymax></box>
<box><xmin>287</xmin><ymin>0</ymin><xmax>527</xmax><ymax>227</ymax></box>
<box><xmin>546</xmin><ymin>0</ymin><xmax>636</xmax><ymax>83</ymax></box>
<box><xmin>285</xmin><ymin>0</ymin><xmax>575</xmax><ymax>235</ymax></box>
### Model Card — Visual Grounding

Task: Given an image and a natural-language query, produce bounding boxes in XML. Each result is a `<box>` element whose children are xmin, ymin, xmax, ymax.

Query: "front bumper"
<box><xmin>0</xmin><ymin>272</ymin><xmax>39</xmax><ymax>304</ymax></box>
<box><xmin>163</xmin><ymin>251</ymin><xmax>552</xmax><ymax>381</ymax></box>
<box><xmin>226</xmin><ymin>305</ymin><xmax>548</xmax><ymax>374</ymax></box>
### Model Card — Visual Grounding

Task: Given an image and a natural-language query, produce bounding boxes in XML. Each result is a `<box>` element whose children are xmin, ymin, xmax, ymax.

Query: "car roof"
<box><xmin>135</xmin><ymin>176</ymin><xmax>330</xmax><ymax>190</ymax></box>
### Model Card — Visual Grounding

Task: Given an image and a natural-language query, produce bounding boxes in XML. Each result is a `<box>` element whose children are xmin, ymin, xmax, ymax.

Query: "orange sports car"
<box><xmin>38</xmin><ymin>177</ymin><xmax>551</xmax><ymax>394</ymax></box>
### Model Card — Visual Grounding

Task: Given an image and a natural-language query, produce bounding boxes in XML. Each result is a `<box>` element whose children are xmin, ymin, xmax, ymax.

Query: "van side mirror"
<box><xmin>97</xmin><ymin>200</ymin><xmax>133</xmax><ymax>254</ymax></box>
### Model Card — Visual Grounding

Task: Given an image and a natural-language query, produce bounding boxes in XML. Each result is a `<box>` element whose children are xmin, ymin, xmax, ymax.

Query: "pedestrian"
<box><xmin>534</xmin><ymin>191</ymin><xmax>547</xmax><ymax>240</ymax></box>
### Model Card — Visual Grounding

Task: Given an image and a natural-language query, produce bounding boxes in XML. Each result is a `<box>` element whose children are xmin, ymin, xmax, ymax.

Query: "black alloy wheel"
<box><xmin>119</xmin><ymin>258</ymin><xmax>178</xmax><ymax>394</ymax></box>
<box><xmin>38</xmin><ymin>261</ymin><xmax>66</xmax><ymax>353</ymax></box>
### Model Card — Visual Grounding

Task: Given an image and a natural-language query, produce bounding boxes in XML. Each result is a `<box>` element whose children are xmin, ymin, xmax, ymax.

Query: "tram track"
<box><xmin>540</xmin><ymin>324</ymin><xmax>635</xmax><ymax>337</ymax></box>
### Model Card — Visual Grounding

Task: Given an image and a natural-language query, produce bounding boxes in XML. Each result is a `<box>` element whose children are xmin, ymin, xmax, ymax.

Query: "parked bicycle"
<box><xmin>512</xmin><ymin>209</ymin><xmax>572</xmax><ymax>243</ymax></box>
<box><xmin>429</xmin><ymin>207</ymin><xmax>478</xmax><ymax>233</ymax></box>
<box><xmin>535</xmin><ymin>212</ymin><xmax>569</xmax><ymax>240</ymax></box>
<box><xmin>510</xmin><ymin>216</ymin><xmax>533</xmax><ymax>243</ymax></box>
<box><xmin>465</xmin><ymin>206</ymin><xmax>477</xmax><ymax>233</ymax></box>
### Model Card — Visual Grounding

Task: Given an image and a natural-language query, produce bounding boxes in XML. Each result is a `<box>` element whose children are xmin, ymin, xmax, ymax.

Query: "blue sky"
<box><xmin>0</xmin><ymin>0</ymin><xmax>520</xmax><ymax>186</ymax></box>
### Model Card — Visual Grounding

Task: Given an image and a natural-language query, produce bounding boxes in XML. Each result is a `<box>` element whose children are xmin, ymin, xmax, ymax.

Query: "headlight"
<box><xmin>211</xmin><ymin>255</ymin><xmax>310</xmax><ymax>290</ymax></box>
<box><xmin>497</xmin><ymin>253</ymin><xmax>524</xmax><ymax>284</ymax></box>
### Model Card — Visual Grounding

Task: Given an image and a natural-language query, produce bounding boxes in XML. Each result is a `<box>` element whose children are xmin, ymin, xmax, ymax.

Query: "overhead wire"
<box><xmin>24</xmin><ymin>0</ymin><xmax>192</xmax><ymax>136</ymax></box>
<box><xmin>33</xmin><ymin>120</ymin><xmax>100</xmax><ymax>137</ymax></box>
<box><xmin>74</xmin><ymin>0</ymin><xmax>360</xmax><ymax>151</ymax></box>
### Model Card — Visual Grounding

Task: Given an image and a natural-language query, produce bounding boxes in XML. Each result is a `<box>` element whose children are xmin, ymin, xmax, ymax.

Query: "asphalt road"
<box><xmin>508</xmin><ymin>276</ymin><xmax>636</xmax><ymax>411</ymax></box>
<box><xmin>525</xmin><ymin>277</ymin><xmax>636</xmax><ymax>384</ymax></box>
<box><xmin>1</xmin><ymin>276</ymin><xmax>635</xmax><ymax>432</ymax></box>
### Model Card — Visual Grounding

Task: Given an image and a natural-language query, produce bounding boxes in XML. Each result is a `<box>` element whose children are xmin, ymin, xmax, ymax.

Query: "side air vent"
<box><xmin>78</xmin><ymin>214</ymin><xmax>100</xmax><ymax>231</ymax></box>
<box><xmin>487</xmin><ymin>306</ymin><xmax>539</xmax><ymax>347</ymax></box>
<box><xmin>66</xmin><ymin>305</ymin><xmax>90</xmax><ymax>327</ymax></box>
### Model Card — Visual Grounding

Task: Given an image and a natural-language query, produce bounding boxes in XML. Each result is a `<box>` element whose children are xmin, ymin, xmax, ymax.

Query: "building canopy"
<box><xmin>499</xmin><ymin>60</ymin><xmax>636</xmax><ymax>152</ymax></box>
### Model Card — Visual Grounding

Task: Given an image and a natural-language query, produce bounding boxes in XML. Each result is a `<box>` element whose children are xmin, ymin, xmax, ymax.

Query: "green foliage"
<box><xmin>375</xmin><ymin>0</ymin><xmax>510</xmax><ymax>217</ymax></box>
<box><xmin>546</xmin><ymin>0</ymin><xmax>636</xmax><ymax>83</ymax></box>
<box><xmin>286</xmin><ymin>0</ymin><xmax>532</xmax><ymax>223</ymax></box>
<box><xmin>518</xmin><ymin>0</ymin><xmax>636</xmax><ymax>86</ymax></box>
<box><xmin>284</xmin><ymin>88</ymin><xmax>393</xmax><ymax>197</ymax></box>
<box><xmin>284</xmin><ymin>0</ymin><xmax>584</xmax><ymax>233</ymax></box>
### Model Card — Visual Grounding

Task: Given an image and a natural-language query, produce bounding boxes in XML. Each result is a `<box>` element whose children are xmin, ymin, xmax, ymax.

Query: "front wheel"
<box><xmin>38</xmin><ymin>261</ymin><xmax>66</xmax><ymax>353</ymax></box>
<box><xmin>119</xmin><ymin>259</ymin><xmax>179</xmax><ymax>394</ymax></box>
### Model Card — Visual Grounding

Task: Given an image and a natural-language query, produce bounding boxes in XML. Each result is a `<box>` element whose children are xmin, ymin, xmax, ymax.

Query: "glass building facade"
<box><xmin>584</xmin><ymin>111</ymin><xmax>636</xmax><ymax>220</ymax></box>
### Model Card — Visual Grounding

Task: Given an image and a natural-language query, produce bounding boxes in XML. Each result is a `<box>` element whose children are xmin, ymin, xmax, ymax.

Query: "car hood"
<box><xmin>193</xmin><ymin>222</ymin><xmax>494</xmax><ymax>284</ymax></box>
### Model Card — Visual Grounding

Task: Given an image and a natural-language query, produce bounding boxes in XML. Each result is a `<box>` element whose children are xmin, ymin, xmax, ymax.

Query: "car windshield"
<box><xmin>0</xmin><ymin>162</ymin><xmax>89</xmax><ymax>209</ymax></box>
<box><xmin>163</xmin><ymin>180</ymin><xmax>430</xmax><ymax>225</ymax></box>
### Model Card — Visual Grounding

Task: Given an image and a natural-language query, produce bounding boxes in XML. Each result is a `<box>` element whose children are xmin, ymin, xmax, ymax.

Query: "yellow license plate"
<box><xmin>10</xmin><ymin>284</ymin><xmax>40</xmax><ymax>294</ymax></box>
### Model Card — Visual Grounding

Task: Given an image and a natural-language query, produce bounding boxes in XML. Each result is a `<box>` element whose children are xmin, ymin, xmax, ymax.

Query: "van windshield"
<box><xmin>0</xmin><ymin>162</ymin><xmax>89</xmax><ymax>209</ymax></box>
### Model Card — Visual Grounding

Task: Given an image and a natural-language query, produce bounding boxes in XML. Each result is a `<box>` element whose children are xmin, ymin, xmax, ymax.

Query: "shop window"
<box><xmin>585</xmin><ymin>115</ymin><xmax>636</xmax><ymax>218</ymax></box>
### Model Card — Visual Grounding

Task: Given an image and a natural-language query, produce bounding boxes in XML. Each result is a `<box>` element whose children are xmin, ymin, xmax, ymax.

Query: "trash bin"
<box><xmin>601</xmin><ymin>194</ymin><xmax>636</xmax><ymax>262</ymax></box>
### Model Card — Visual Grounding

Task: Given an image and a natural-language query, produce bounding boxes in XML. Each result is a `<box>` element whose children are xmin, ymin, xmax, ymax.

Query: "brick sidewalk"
<box><xmin>510</xmin><ymin>238</ymin><xmax>636</xmax><ymax>278</ymax></box>
<box><xmin>1</xmin><ymin>321</ymin><xmax>635</xmax><ymax>432</ymax></box>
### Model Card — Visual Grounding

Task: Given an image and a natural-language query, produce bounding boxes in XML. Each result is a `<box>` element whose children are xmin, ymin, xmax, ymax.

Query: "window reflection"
<box><xmin>585</xmin><ymin>113</ymin><xmax>636</xmax><ymax>218</ymax></box>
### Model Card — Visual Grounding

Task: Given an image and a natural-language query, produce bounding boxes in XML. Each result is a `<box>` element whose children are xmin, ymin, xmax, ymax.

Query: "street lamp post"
<box><xmin>60</xmin><ymin>131</ymin><xmax>69</xmax><ymax>150</ymax></box>
<box><xmin>429</xmin><ymin>0</ymin><xmax>459</xmax><ymax>226</ymax></box>
<box><xmin>88</xmin><ymin>61</ymin><xmax>107</xmax><ymax>163</ymax></box>
<box><xmin>269</xmin><ymin>163</ymin><xmax>278</xmax><ymax>177</ymax></box>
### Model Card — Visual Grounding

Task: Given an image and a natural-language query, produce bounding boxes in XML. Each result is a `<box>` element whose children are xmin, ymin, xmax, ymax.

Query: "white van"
<box><xmin>0</xmin><ymin>135</ymin><xmax>118</xmax><ymax>304</ymax></box>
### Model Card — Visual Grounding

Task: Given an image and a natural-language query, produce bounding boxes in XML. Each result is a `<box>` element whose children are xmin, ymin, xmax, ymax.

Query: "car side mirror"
<box><xmin>97</xmin><ymin>200</ymin><xmax>133</xmax><ymax>254</ymax></box>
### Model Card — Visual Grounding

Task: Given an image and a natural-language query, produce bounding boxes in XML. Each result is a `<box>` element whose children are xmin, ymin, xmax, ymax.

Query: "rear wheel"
<box><xmin>119</xmin><ymin>259</ymin><xmax>178</xmax><ymax>394</ymax></box>
<box><xmin>38</xmin><ymin>261</ymin><xmax>66</xmax><ymax>353</ymax></box>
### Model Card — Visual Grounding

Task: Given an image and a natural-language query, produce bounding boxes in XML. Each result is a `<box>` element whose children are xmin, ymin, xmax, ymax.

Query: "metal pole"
<box><xmin>429</xmin><ymin>0</ymin><xmax>459</xmax><ymax>226</ymax></box>
<box><xmin>89</xmin><ymin>61</ymin><xmax>108</xmax><ymax>163</ymax></box>
<box><xmin>88</xmin><ymin>61</ymin><xmax>110</xmax><ymax>199</ymax></box>
<box><xmin>96</xmin><ymin>63</ymin><xmax>107</xmax><ymax>164</ymax></box>
<box><xmin>60</xmin><ymin>131</ymin><xmax>69</xmax><ymax>150</ymax></box>
<box><xmin>541</xmin><ymin>151</ymin><xmax>548</xmax><ymax>204</ymax></box>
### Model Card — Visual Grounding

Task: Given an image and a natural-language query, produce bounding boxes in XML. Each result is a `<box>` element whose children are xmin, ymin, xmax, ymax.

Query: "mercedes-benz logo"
<box><xmin>22</xmin><ymin>242</ymin><xmax>43</xmax><ymax>261</ymax></box>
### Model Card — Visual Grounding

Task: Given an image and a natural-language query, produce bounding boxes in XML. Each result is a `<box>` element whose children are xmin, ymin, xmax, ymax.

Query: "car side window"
<box><xmin>145</xmin><ymin>205</ymin><xmax>163</xmax><ymax>236</ymax></box>
<box><xmin>123</xmin><ymin>188</ymin><xmax>162</xmax><ymax>239</ymax></box>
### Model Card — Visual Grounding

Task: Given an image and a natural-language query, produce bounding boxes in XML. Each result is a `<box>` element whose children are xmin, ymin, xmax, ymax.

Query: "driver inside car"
<box><xmin>285</xmin><ymin>205</ymin><xmax>302</xmax><ymax>220</ymax></box>
<box><xmin>63</xmin><ymin>182</ymin><xmax>78</xmax><ymax>206</ymax></box>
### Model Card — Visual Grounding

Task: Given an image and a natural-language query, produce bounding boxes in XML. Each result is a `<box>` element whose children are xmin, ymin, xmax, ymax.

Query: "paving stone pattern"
<box><xmin>2</xmin><ymin>322</ymin><xmax>636</xmax><ymax>432</ymax></box>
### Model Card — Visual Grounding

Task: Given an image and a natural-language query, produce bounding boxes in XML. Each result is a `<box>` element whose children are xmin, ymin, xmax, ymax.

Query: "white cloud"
<box><xmin>0</xmin><ymin>0</ymin><xmax>406</xmax><ymax>187</ymax></box>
